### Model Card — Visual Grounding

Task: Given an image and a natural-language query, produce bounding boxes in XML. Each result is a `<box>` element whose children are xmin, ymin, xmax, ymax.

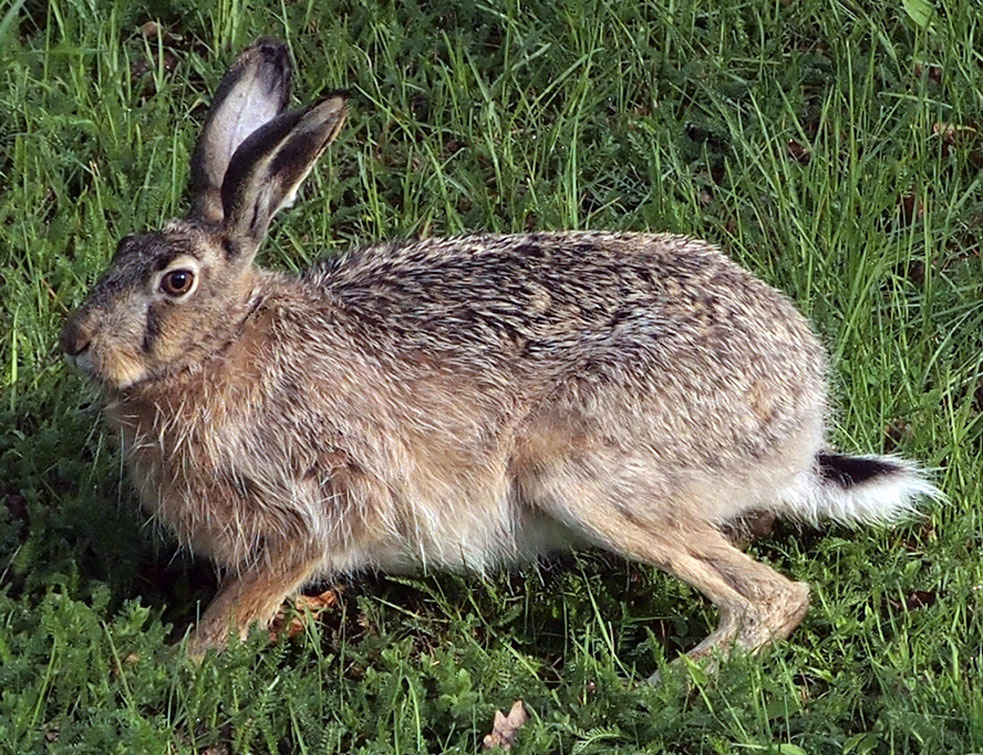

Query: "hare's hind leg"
<box><xmin>534</xmin><ymin>475</ymin><xmax>809</xmax><ymax>680</ymax></box>
<box><xmin>655</xmin><ymin>531</ymin><xmax>810</xmax><ymax>679</ymax></box>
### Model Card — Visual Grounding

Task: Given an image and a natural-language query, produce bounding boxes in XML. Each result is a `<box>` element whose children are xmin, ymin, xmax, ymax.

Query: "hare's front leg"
<box><xmin>188</xmin><ymin>539</ymin><xmax>323</xmax><ymax>659</ymax></box>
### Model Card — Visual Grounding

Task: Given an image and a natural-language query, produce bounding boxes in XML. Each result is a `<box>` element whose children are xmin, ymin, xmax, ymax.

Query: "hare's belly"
<box><xmin>316</xmin><ymin>489</ymin><xmax>582</xmax><ymax>576</ymax></box>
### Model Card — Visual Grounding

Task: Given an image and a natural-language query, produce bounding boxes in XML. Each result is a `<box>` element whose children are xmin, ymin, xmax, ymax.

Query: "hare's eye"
<box><xmin>161</xmin><ymin>269</ymin><xmax>195</xmax><ymax>297</ymax></box>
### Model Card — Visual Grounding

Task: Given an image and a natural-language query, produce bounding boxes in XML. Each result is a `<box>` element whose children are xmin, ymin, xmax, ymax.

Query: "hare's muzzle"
<box><xmin>60</xmin><ymin>311</ymin><xmax>93</xmax><ymax>374</ymax></box>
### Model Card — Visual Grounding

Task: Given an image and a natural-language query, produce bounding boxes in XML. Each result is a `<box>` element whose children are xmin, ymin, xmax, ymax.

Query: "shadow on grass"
<box><xmin>0</xmin><ymin>383</ymin><xmax>218</xmax><ymax>640</ymax></box>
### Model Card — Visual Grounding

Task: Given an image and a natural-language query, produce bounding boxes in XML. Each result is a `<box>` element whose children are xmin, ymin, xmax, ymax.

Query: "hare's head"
<box><xmin>60</xmin><ymin>39</ymin><xmax>346</xmax><ymax>392</ymax></box>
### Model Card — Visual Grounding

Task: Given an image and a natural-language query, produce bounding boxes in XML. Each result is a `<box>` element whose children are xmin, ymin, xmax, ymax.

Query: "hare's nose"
<box><xmin>60</xmin><ymin>319</ymin><xmax>91</xmax><ymax>357</ymax></box>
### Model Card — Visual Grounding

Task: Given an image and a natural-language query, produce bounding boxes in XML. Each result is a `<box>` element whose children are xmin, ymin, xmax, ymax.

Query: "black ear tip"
<box><xmin>244</xmin><ymin>37</ymin><xmax>290</xmax><ymax>70</ymax></box>
<box><xmin>248</xmin><ymin>36</ymin><xmax>288</xmax><ymax>54</ymax></box>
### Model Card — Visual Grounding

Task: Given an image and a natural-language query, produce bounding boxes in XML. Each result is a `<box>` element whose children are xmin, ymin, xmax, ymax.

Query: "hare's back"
<box><xmin>309</xmin><ymin>231</ymin><xmax>820</xmax><ymax>375</ymax></box>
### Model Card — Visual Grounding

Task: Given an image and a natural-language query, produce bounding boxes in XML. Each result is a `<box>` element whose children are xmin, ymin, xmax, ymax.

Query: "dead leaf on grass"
<box><xmin>270</xmin><ymin>589</ymin><xmax>339</xmax><ymax>641</ymax></box>
<box><xmin>887</xmin><ymin>590</ymin><xmax>939</xmax><ymax>612</ymax></box>
<box><xmin>482</xmin><ymin>700</ymin><xmax>527</xmax><ymax>751</ymax></box>
<box><xmin>914</xmin><ymin>62</ymin><xmax>943</xmax><ymax>84</ymax></box>
<box><xmin>932</xmin><ymin>122</ymin><xmax>983</xmax><ymax>168</ymax></box>
<box><xmin>4</xmin><ymin>493</ymin><xmax>28</xmax><ymax>523</ymax></box>
<box><xmin>140</xmin><ymin>20</ymin><xmax>164</xmax><ymax>40</ymax></box>
<box><xmin>787</xmin><ymin>139</ymin><xmax>810</xmax><ymax>164</ymax></box>
<box><xmin>130</xmin><ymin>21</ymin><xmax>181</xmax><ymax>95</ymax></box>
<box><xmin>885</xmin><ymin>421</ymin><xmax>912</xmax><ymax>451</ymax></box>
<box><xmin>722</xmin><ymin>509</ymin><xmax>776</xmax><ymax>548</ymax></box>
<box><xmin>933</xmin><ymin>122</ymin><xmax>977</xmax><ymax>144</ymax></box>
<box><xmin>110</xmin><ymin>651</ymin><xmax>141</xmax><ymax>680</ymax></box>
<box><xmin>899</xmin><ymin>191</ymin><xmax>923</xmax><ymax>227</ymax></box>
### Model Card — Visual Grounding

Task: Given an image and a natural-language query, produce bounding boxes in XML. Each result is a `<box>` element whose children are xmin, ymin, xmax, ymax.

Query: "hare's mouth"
<box><xmin>65</xmin><ymin>347</ymin><xmax>149</xmax><ymax>393</ymax></box>
<box><xmin>64</xmin><ymin>350</ymin><xmax>94</xmax><ymax>378</ymax></box>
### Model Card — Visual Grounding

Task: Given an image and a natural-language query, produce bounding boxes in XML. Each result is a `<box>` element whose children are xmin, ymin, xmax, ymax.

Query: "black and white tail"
<box><xmin>778</xmin><ymin>452</ymin><xmax>942</xmax><ymax>525</ymax></box>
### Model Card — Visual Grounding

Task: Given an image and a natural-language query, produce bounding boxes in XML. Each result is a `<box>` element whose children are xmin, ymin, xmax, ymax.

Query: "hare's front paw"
<box><xmin>184</xmin><ymin>547</ymin><xmax>325</xmax><ymax>662</ymax></box>
<box><xmin>185</xmin><ymin>621</ymin><xmax>235</xmax><ymax>663</ymax></box>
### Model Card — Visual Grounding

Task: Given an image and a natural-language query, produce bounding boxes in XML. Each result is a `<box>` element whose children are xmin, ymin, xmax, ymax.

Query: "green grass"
<box><xmin>2</xmin><ymin>0</ymin><xmax>983</xmax><ymax>751</ymax></box>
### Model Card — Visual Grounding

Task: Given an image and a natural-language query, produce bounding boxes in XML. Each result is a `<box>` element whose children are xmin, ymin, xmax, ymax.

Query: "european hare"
<box><xmin>61</xmin><ymin>39</ymin><xmax>936</xmax><ymax>673</ymax></box>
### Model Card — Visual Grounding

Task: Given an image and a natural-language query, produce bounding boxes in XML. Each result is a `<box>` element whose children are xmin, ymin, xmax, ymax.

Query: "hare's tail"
<box><xmin>776</xmin><ymin>452</ymin><xmax>942</xmax><ymax>526</ymax></box>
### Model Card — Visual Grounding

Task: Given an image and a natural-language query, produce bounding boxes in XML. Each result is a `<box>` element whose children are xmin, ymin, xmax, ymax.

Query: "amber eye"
<box><xmin>160</xmin><ymin>269</ymin><xmax>195</xmax><ymax>297</ymax></box>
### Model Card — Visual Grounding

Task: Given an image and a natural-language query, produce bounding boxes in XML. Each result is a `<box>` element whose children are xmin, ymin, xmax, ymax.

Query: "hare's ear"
<box><xmin>219</xmin><ymin>94</ymin><xmax>347</xmax><ymax>253</ymax></box>
<box><xmin>189</xmin><ymin>38</ymin><xmax>292</xmax><ymax>225</ymax></box>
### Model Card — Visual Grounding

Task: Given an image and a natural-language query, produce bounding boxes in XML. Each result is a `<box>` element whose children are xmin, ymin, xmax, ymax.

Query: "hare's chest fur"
<box><xmin>109</xmin><ymin>381</ymin><xmax>579</xmax><ymax>575</ymax></box>
<box><xmin>110</xmin><ymin>398</ymin><xmax>280</xmax><ymax>565</ymax></box>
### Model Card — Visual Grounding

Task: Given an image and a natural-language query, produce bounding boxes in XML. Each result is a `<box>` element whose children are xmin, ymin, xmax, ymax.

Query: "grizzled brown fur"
<box><xmin>61</xmin><ymin>40</ymin><xmax>935</xmax><ymax>675</ymax></box>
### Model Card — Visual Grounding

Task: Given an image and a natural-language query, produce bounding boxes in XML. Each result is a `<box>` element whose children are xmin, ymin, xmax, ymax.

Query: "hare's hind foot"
<box><xmin>646</xmin><ymin>527</ymin><xmax>810</xmax><ymax>684</ymax></box>
<box><xmin>538</xmin><ymin>481</ymin><xmax>810</xmax><ymax>684</ymax></box>
<box><xmin>645</xmin><ymin>571</ymin><xmax>810</xmax><ymax>686</ymax></box>
<box><xmin>643</xmin><ymin>527</ymin><xmax>810</xmax><ymax>684</ymax></box>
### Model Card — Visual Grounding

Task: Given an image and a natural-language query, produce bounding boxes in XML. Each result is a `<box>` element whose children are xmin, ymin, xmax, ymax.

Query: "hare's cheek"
<box><xmin>98</xmin><ymin>347</ymin><xmax>149</xmax><ymax>390</ymax></box>
<box><xmin>138</xmin><ymin>300</ymin><xmax>195</xmax><ymax>366</ymax></box>
<box><xmin>81</xmin><ymin>334</ymin><xmax>145</xmax><ymax>389</ymax></box>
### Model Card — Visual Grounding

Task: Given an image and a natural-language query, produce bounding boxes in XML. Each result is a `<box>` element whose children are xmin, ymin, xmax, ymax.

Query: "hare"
<box><xmin>61</xmin><ymin>38</ymin><xmax>937</xmax><ymax>672</ymax></box>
